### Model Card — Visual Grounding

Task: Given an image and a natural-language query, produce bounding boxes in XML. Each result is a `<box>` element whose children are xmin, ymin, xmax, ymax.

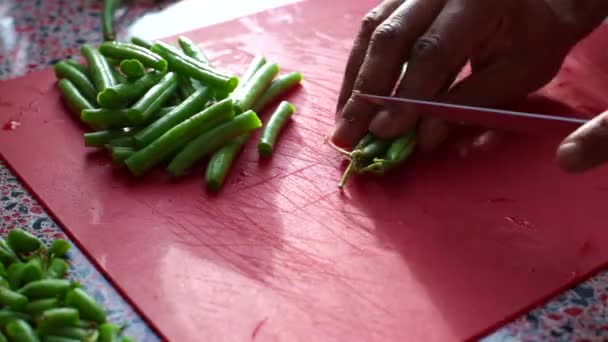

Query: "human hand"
<box><xmin>557</xmin><ymin>110</ymin><xmax>608</xmax><ymax>172</ymax></box>
<box><xmin>332</xmin><ymin>0</ymin><xmax>608</xmax><ymax>155</ymax></box>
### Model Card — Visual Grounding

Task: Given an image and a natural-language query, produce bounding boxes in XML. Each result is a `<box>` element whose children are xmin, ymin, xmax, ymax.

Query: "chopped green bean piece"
<box><xmin>54</xmin><ymin>61</ymin><xmax>98</xmax><ymax>104</ymax></box>
<box><xmin>205</xmin><ymin>134</ymin><xmax>249</xmax><ymax>192</ymax></box>
<box><xmin>81</xmin><ymin>44</ymin><xmax>117</xmax><ymax>92</ymax></box>
<box><xmin>253</xmin><ymin>72</ymin><xmax>303</xmax><ymax>112</ymax></box>
<box><xmin>100</xmin><ymin>42</ymin><xmax>167</xmax><ymax>71</ymax></box>
<box><xmin>258</xmin><ymin>101</ymin><xmax>295</xmax><ymax>157</ymax></box>
<box><xmin>119</xmin><ymin>59</ymin><xmax>145</xmax><ymax>80</ymax></box>
<box><xmin>128</xmin><ymin>72</ymin><xmax>178</xmax><ymax>124</ymax></box>
<box><xmin>233</xmin><ymin>63</ymin><xmax>279</xmax><ymax>113</ymax></box>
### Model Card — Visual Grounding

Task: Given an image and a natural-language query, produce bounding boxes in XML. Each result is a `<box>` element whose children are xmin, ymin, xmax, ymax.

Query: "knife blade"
<box><xmin>352</xmin><ymin>91</ymin><xmax>588</xmax><ymax>134</ymax></box>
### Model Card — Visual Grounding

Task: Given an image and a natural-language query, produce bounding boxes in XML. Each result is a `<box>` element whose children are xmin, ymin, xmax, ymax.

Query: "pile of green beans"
<box><xmin>0</xmin><ymin>228</ymin><xmax>133</xmax><ymax>341</ymax></box>
<box><xmin>335</xmin><ymin>131</ymin><xmax>418</xmax><ymax>189</ymax></box>
<box><xmin>54</xmin><ymin>34</ymin><xmax>303</xmax><ymax>192</ymax></box>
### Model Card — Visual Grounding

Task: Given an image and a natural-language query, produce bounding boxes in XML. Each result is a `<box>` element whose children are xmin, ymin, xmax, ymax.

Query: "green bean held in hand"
<box><xmin>233</xmin><ymin>63</ymin><xmax>279</xmax><ymax>113</ymax></box>
<box><xmin>258</xmin><ymin>101</ymin><xmax>296</xmax><ymax>157</ymax></box>
<box><xmin>81</xmin><ymin>45</ymin><xmax>117</xmax><ymax>93</ymax></box>
<box><xmin>128</xmin><ymin>72</ymin><xmax>178</xmax><ymax>124</ymax></box>
<box><xmin>205</xmin><ymin>134</ymin><xmax>249</xmax><ymax>192</ymax></box>
<box><xmin>119</xmin><ymin>59</ymin><xmax>145</xmax><ymax>80</ymax></box>
<box><xmin>57</xmin><ymin>80</ymin><xmax>96</xmax><ymax>118</ymax></box>
<box><xmin>253</xmin><ymin>72</ymin><xmax>303</xmax><ymax>112</ymax></box>
<box><xmin>125</xmin><ymin>98</ymin><xmax>236</xmax><ymax>176</ymax></box>
<box><xmin>151</xmin><ymin>41</ymin><xmax>239</xmax><ymax>92</ymax></box>
<box><xmin>135</xmin><ymin>87</ymin><xmax>214</xmax><ymax>147</ymax></box>
<box><xmin>168</xmin><ymin>110</ymin><xmax>263</xmax><ymax>177</ymax></box>
<box><xmin>177</xmin><ymin>36</ymin><xmax>210</xmax><ymax>64</ymax></box>
<box><xmin>53</xmin><ymin>62</ymin><xmax>98</xmax><ymax>104</ymax></box>
<box><xmin>100</xmin><ymin>41</ymin><xmax>167</xmax><ymax>72</ymax></box>
<box><xmin>361</xmin><ymin>132</ymin><xmax>417</xmax><ymax>175</ymax></box>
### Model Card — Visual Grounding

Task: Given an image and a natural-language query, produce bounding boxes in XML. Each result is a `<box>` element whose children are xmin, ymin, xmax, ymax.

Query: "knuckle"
<box><xmin>370</xmin><ymin>22</ymin><xmax>401</xmax><ymax>48</ymax></box>
<box><xmin>360</xmin><ymin>11</ymin><xmax>382</xmax><ymax>35</ymax></box>
<box><xmin>411</xmin><ymin>35</ymin><xmax>443</xmax><ymax>62</ymax></box>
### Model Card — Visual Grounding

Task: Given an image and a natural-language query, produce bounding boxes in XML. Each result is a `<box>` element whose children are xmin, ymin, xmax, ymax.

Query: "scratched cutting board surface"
<box><xmin>1</xmin><ymin>1</ymin><xmax>608</xmax><ymax>341</ymax></box>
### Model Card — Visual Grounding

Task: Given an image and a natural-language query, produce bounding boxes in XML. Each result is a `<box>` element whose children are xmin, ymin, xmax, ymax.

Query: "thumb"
<box><xmin>557</xmin><ymin>110</ymin><xmax>608</xmax><ymax>173</ymax></box>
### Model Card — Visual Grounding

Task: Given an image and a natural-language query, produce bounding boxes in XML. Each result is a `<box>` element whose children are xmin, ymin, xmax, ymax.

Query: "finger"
<box><xmin>557</xmin><ymin>111</ymin><xmax>608</xmax><ymax>172</ymax></box>
<box><xmin>336</xmin><ymin>0</ymin><xmax>404</xmax><ymax>116</ymax></box>
<box><xmin>369</xmin><ymin>0</ymin><xmax>482</xmax><ymax>148</ymax></box>
<box><xmin>332</xmin><ymin>0</ymin><xmax>446</xmax><ymax>147</ymax></box>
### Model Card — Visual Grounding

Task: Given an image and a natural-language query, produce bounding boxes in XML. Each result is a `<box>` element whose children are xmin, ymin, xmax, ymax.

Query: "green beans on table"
<box><xmin>177</xmin><ymin>36</ymin><xmax>209</xmax><ymax>64</ymax></box>
<box><xmin>125</xmin><ymin>98</ymin><xmax>235</xmax><ymax>176</ymax></box>
<box><xmin>119</xmin><ymin>59</ymin><xmax>145</xmax><ymax>80</ymax></box>
<box><xmin>81</xmin><ymin>45</ymin><xmax>117</xmax><ymax>92</ymax></box>
<box><xmin>18</xmin><ymin>279</ymin><xmax>73</xmax><ymax>300</ymax></box>
<box><xmin>0</xmin><ymin>240</ymin><xmax>17</xmax><ymax>267</ymax></box>
<box><xmin>102</xmin><ymin>0</ymin><xmax>119</xmax><ymax>41</ymax></box>
<box><xmin>43</xmin><ymin>336</ymin><xmax>81</xmax><ymax>342</ymax></box>
<box><xmin>233</xmin><ymin>63</ymin><xmax>279</xmax><ymax>113</ymax></box>
<box><xmin>233</xmin><ymin>55</ymin><xmax>266</xmax><ymax>94</ymax></box>
<box><xmin>7</xmin><ymin>263</ymin><xmax>25</xmax><ymax>290</ymax></box>
<box><xmin>253</xmin><ymin>72</ymin><xmax>303</xmax><ymax>112</ymax></box>
<box><xmin>24</xmin><ymin>298</ymin><xmax>60</xmax><ymax>315</ymax></box>
<box><xmin>258</xmin><ymin>101</ymin><xmax>295</xmax><ymax>157</ymax></box>
<box><xmin>39</xmin><ymin>308</ymin><xmax>80</xmax><ymax>328</ymax></box>
<box><xmin>109</xmin><ymin>147</ymin><xmax>135</xmax><ymax>164</ymax></box>
<box><xmin>99</xmin><ymin>323</ymin><xmax>119</xmax><ymax>342</ymax></box>
<box><xmin>46</xmin><ymin>258</ymin><xmax>69</xmax><ymax>279</ymax></box>
<box><xmin>43</xmin><ymin>326</ymin><xmax>90</xmax><ymax>340</ymax></box>
<box><xmin>81</xmin><ymin>108</ymin><xmax>135</xmax><ymax>128</ymax></box>
<box><xmin>134</xmin><ymin>87</ymin><xmax>213</xmax><ymax>147</ymax></box>
<box><xmin>151</xmin><ymin>41</ymin><xmax>238</xmax><ymax>92</ymax></box>
<box><xmin>53</xmin><ymin>62</ymin><xmax>98</xmax><ymax>104</ymax></box>
<box><xmin>177</xmin><ymin>75</ymin><xmax>197</xmax><ymax>100</ymax></box>
<box><xmin>5</xmin><ymin>319</ymin><xmax>38</xmax><ymax>342</ymax></box>
<box><xmin>84</xmin><ymin>128</ymin><xmax>133</xmax><ymax>147</ymax></box>
<box><xmin>168</xmin><ymin>110</ymin><xmax>262</xmax><ymax>177</ymax></box>
<box><xmin>7</xmin><ymin>229</ymin><xmax>42</xmax><ymax>254</ymax></box>
<box><xmin>130</xmin><ymin>36</ymin><xmax>153</xmax><ymax>49</ymax></box>
<box><xmin>65</xmin><ymin>288</ymin><xmax>106</xmax><ymax>324</ymax></box>
<box><xmin>100</xmin><ymin>42</ymin><xmax>167</xmax><ymax>72</ymax></box>
<box><xmin>21</xmin><ymin>256</ymin><xmax>43</xmax><ymax>284</ymax></box>
<box><xmin>0</xmin><ymin>310</ymin><xmax>31</xmax><ymax>327</ymax></box>
<box><xmin>205</xmin><ymin>134</ymin><xmax>249</xmax><ymax>192</ymax></box>
<box><xmin>97</xmin><ymin>71</ymin><xmax>165</xmax><ymax>109</ymax></box>
<box><xmin>48</xmin><ymin>239</ymin><xmax>70</xmax><ymax>258</ymax></box>
<box><xmin>57</xmin><ymin>80</ymin><xmax>96</xmax><ymax>118</ymax></box>
<box><xmin>63</xmin><ymin>60</ymin><xmax>89</xmax><ymax>77</ymax></box>
<box><xmin>0</xmin><ymin>287</ymin><xmax>28</xmax><ymax>311</ymax></box>
<box><xmin>128</xmin><ymin>72</ymin><xmax>178</xmax><ymax>124</ymax></box>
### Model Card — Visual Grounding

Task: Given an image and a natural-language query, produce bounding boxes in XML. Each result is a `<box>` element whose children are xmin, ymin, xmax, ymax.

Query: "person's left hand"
<box><xmin>557</xmin><ymin>110</ymin><xmax>608</xmax><ymax>172</ymax></box>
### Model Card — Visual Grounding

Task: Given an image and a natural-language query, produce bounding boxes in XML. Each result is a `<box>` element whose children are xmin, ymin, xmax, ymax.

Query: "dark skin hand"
<box><xmin>333</xmin><ymin>0</ymin><xmax>608</xmax><ymax>173</ymax></box>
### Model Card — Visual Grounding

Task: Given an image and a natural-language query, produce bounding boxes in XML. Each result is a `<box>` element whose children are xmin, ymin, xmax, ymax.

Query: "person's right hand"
<box><xmin>331</xmin><ymin>0</ymin><xmax>608</xmax><ymax>160</ymax></box>
<box><xmin>557</xmin><ymin>110</ymin><xmax>608</xmax><ymax>173</ymax></box>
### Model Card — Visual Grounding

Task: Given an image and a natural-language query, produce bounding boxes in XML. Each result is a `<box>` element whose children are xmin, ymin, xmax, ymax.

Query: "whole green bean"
<box><xmin>5</xmin><ymin>319</ymin><xmax>38</xmax><ymax>342</ymax></box>
<box><xmin>7</xmin><ymin>263</ymin><xmax>24</xmax><ymax>290</ymax></box>
<box><xmin>65</xmin><ymin>288</ymin><xmax>106</xmax><ymax>324</ymax></box>
<box><xmin>39</xmin><ymin>308</ymin><xmax>80</xmax><ymax>328</ymax></box>
<box><xmin>151</xmin><ymin>41</ymin><xmax>238</xmax><ymax>92</ymax></box>
<box><xmin>102</xmin><ymin>0</ymin><xmax>119</xmax><ymax>40</ymax></box>
<box><xmin>100</xmin><ymin>42</ymin><xmax>167</xmax><ymax>71</ymax></box>
<box><xmin>0</xmin><ymin>287</ymin><xmax>28</xmax><ymax>310</ymax></box>
<box><xmin>46</xmin><ymin>258</ymin><xmax>69</xmax><ymax>279</ymax></box>
<box><xmin>109</xmin><ymin>146</ymin><xmax>135</xmax><ymax>164</ymax></box>
<box><xmin>48</xmin><ymin>239</ymin><xmax>70</xmax><ymax>258</ymax></box>
<box><xmin>177</xmin><ymin>75</ymin><xmax>197</xmax><ymax>100</ymax></box>
<box><xmin>63</xmin><ymin>60</ymin><xmax>89</xmax><ymax>78</ymax></box>
<box><xmin>81</xmin><ymin>108</ymin><xmax>135</xmax><ymax>128</ymax></box>
<box><xmin>54</xmin><ymin>61</ymin><xmax>98</xmax><ymax>104</ymax></box>
<box><xmin>98</xmin><ymin>323</ymin><xmax>119</xmax><ymax>342</ymax></box>
<box><xmin>7</xmin><ymin>228</ymin><xmax>42</xmax><ymax>254</ymax></box>
<box><xmin>233</xmin><ymin>63</ymin><xmax>279</xmax><ymax>113</ymax></box>
<box><xmin>128</xmin><ymin>72</ymin><xmax>178</xmax><ymax>124</ymax></box>
<box><xmin>97</xmin><ymin>71</ymin><xmax>165</xmax><ymax>109</ymax></box>
<box><xmin>125</xmin><ymin>98</ymin><xmax>235</xmax><ymax>176</ymax></box>
<box><xmin>24</xmin><ymin>298</ymin><xmax>60</xmax><ymax>315</ymax></box>
<box><xmin>130</xmin><ymin>36</ymin><xmax>153</xmax><ymax>49</ymax></box>
<box><xmin>0</xmin><ymin>239</ymin><xmax>18</xmax><ymax>267</ymax></box>
<box><xmin>134</xmin><ymin>87</ymin><xmax>213</xmax><ymax>147</ymax></box>
<box><xmin>43</xmin><ymin>326</ymin><xmax>90</xmax><ymax>340</ymax></box>
<box><xmin>21</xmin><ymin>255</ymin><xmax>43</xmax><ymax>284</ymax></box>
<box><xmin>253</xmin><ymin>72</ymin><xmax>303</xmax><ymax>112</ymax></box>
<box><xmin>57</xmin><ymin>79</ymin><xmax>96</xmax><ymax>118</ymax></box>
<box><xmin>233</xmin><ymin>56</ymin><xmax>266</xmax><ymax>94</ymax></box>
<box><xmin>81</xmin><ymin>45</ymin><xmax>117</xmax><ymax>92</ymax></box>
<box><xmin>84</xmin><ymin>128</ymin><xmax>133</xmax><ymax>147</ymax></box>
<box><xmin>119</xmin><ymin>59</ymin><xmax>145</xmax><ymax>80</ymax></box>
<box><xmin>258</xmin><ymin>101</ymin><xmax>295</xmax><ymax>157</ymax></box>
<box><xmin>18</xmin><ymin>279</ymin><xmax>73</xmax><ymax>300</ymax></box>
<box><xmin>168</xmin><ymin>110</ymin><xmax>262</xmax><ymax>177</ymax></box>
<box><xmin>205</xmin><ymin>134</ymin><xmax>249</xmax><ymax>192</ymax></box>
<box><xmin>177</xmin><ymin>36</ymin><xmax>209</xmax><ymax>64</ymax></box>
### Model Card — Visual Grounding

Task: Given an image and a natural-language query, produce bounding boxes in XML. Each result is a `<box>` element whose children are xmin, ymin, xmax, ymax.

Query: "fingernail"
<box><xmin>557</xmin><ymin>141</ymin><xmax>585</xmax><ymax>172</ymax></box>
<box><xmin>370</xmin><ymin>110</ymin><xmax>418</xmax><ymax>138</ymax></box>
<box><xmin>419</xmin><ymin>119</ymin><xmax>449</xmax><ymax>153</ymax></box>
<box><xmin>369</xmin><ymin>110</ymin><xmax>391</xmax><ymax>134</ymax></box>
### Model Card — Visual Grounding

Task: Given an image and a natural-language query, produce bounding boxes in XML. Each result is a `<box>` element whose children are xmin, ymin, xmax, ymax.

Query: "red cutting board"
<box><xmin>2</xmin><ymin>1</ymin><xmax>608</xmax><ymax>341</ymax></box>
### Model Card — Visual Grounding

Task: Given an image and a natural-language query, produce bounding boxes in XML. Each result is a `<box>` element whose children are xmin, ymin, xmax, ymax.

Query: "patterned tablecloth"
<box><xmin>1</xmin><ymin>1</ymin><xmax>607</xmax><ymax>341</ymax></box>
